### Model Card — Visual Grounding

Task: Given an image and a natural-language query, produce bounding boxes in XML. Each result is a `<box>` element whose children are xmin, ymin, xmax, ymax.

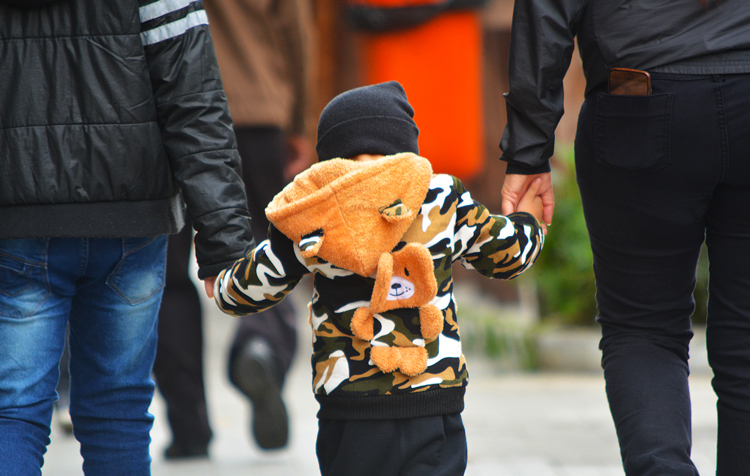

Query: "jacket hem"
<box><xmin>0</xmin><ymin>196</ymin><xmax>184</xmax><ymax>239</ymax></box>
<box><xmin>315</xmin><ymin>386</ymin><xmax>466</xmax><ymax>420</ymax></box>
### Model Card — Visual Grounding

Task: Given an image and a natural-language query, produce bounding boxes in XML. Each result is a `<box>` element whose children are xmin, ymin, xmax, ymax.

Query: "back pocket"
<box><xmin>107</xmin><ymin>236</ymin><xmax>167</xmax><ymax>305</ymax></box>
<box><xmin>595</xmin><ymin>92</ymin><xmax>674</xmax><ymax>175</ymax></box>
<box><xmin>0</xmin><ymin>244</ymin><xmax>50</xmax><ymax>319</ymax></box>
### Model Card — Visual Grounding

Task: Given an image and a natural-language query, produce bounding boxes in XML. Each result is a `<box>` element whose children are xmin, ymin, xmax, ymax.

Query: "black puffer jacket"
<box><xmin>500</xmin><ymin>0</ymin><xmax>750</xmax><ymax>175</ymax></box>
<box><xmin>0</xmin><ymin>0</ymin><xmax>253</xmax><ymax>278</ymax></box>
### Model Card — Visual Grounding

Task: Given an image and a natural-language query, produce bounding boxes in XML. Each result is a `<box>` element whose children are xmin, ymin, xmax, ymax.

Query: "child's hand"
<box><xmin>204</xmin><ymin>276</ymin><xmax>216</xmax><ymax>299</ymax></box>
<box><xmin>517</xmin><ymin>178</ymin><xmax>546</xmax><ymax>233</ymax></box>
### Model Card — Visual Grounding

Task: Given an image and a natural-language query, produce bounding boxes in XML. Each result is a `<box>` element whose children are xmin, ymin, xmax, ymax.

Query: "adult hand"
<box><xmin>284</xmin><ymin>135</ymin><xmax>315</xmax><ymax>181</ymax></box>
<box><xmin>517</xmin><ymin>178</ymin><xmax>545</xmax><ymax>226</ymax></box>
<box><xmin>204</xmin><ymin>276</ymin><xmax>216</xmax><ymax>299</ymax></box>
<box><xmin>501</xmin><ymin>172</ymin><xmax>555</xmax><ymax>227</ymax></box>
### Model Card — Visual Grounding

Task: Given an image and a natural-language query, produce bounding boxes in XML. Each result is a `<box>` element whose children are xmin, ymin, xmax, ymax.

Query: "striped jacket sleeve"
<box><xmin>139</xmin><ymin>0</ymin><xmax>253</xmax><ymax>278</ymax></box>
<box><xmin>215</xmin><ymin>224</ymin><xmax>309</xmax><ymax>316</ymax></box>
<box><xmin>451</xmin><ymin>177</ymin><xmax>544</xmax><ymax>279</ymax></box>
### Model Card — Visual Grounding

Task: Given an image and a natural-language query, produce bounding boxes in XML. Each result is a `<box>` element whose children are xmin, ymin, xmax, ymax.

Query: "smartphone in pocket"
<box><xmin>608</xmin><ymin>68</ymin><xmax>652</xmax><ymax>95</ymax></box>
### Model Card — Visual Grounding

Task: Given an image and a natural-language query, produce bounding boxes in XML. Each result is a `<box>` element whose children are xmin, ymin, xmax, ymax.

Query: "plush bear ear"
<box><xmin>379</xmin><ymin>199</ymin><xmax>413</xmax><ymax>224</ymax></box>
<box><xmin>299</xmin><ymin>229</ymin><xmax>324</xmax><ymax>258</ymax></box>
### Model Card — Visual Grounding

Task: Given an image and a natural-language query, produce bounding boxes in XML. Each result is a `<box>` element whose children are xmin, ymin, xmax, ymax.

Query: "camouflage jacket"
<box><xmin>215</xmin><ymin>167</ymin><xmax>544</xmax><ymax>420</ymax></box>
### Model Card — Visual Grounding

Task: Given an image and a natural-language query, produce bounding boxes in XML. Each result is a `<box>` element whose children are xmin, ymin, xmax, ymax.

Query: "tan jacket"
<box><xmin>204</xmin><ymin>0</ymin><xmax>314</xmax><ymax>135</ymax></box>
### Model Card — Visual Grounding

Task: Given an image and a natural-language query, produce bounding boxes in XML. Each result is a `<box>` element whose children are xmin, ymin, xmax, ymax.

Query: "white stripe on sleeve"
<box><xmin>139</xmin><ymin>0</ymin><xmax>198</xmax><ymax>22</ymax></box>
<box><xmin>140</xmin><ymin>10</ymin><xmax>208</xmax><ymax>46</ymax></box>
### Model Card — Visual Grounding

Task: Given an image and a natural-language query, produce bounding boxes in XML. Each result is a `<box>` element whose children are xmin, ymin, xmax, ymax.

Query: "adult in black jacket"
<box><xmin>499</xmin><ymin>1</ymin><xmax>750</xmax><ymax>475</ymax></box>
<box><xmin>0</xmin><ymin>1</ymin><xmax>253</xmax><ymax>475</ymax></box>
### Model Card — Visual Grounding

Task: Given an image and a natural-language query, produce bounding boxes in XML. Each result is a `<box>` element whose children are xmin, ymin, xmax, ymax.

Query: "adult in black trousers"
<box><xmin>500</xmin><ymin>0</ymin><xmax>750</xmax><ymax>474</ymax></box>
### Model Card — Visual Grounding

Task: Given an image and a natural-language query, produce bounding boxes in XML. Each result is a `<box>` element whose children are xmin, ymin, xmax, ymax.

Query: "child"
<box><xmin>212</xmin><ymin>81</ymin><xmax>544</xmax><ymax>476</ymax></box>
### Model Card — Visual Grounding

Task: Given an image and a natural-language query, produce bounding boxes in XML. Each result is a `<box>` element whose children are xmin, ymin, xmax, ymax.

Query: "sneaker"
<box><xmin>55</xmin><ymin>405</ymin><xmax>74</xmax><ymax>435</ymax></box>
<box><xmin>163</xmin><ymin>441</ymin><xmax>209</xmax><ymax>460</ymax></box>
<box><xmin>231</xmin><ymin>338</ymin><xmax>289</xmax><ymax>450</ymax></box>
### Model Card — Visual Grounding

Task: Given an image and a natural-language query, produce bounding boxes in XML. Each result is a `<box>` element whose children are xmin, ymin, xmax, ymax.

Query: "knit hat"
<box><xmin>316</xmin><ymin>81</ymin><xmax>419</xmax><ymax>161</ymax></box>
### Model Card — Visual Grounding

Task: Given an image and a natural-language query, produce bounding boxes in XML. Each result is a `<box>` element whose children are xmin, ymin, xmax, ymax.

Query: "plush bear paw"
<box><xmin>370</xmin><ymin>346</ymin><xmax>428</xmax><ymax>377</ymax></box>
<box><xmin>396</xmin><ymin>347</ymin><xmax>429</xmax><ymax>377</ymax></box>
<box><xmin>370</xmin><ymin>346</ymin><xmax>401</xmax><ymax>374</ymax></box>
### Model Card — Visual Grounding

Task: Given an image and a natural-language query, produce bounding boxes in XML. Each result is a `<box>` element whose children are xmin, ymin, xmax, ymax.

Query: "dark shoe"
<box><xmin>55</xmin><ymin>404</ymin><xmax>74</xmax><ymax>435</ymax></box>
<box><xmin>163</xmin><ymin>441</ymin><xmax>209</xmax><ymax>460</ymax></box>
<box><xmin>232</xmin><ymin>338</ymin><xmax>289</xmax><ymax>450</ymax></box>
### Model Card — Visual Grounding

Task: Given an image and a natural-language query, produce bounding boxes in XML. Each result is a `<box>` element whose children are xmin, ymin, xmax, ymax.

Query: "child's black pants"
<box><xmin>316</xmin><ymin>413</ymin><xmax>467</xmax><ymax>476</ymax></box>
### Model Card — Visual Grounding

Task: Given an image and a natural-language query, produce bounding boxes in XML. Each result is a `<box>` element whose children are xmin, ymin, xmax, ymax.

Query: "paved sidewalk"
<box><xmin>42</xmin><ymin>291</ymin><xmax>718</xmax><ymax>476</ymax></box>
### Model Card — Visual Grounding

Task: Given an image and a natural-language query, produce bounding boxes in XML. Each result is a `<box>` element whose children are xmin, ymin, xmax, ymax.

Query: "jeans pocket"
<box><xmin>0</xmin><ymin>240</ymin><xmax>50</xmax><ymax>318</ymax></box>
<box><xmin>594</xmin><ymin>92</ymin><xmax>674</xmax><ymax>176</ymax></box>
<box><xmin>107</xmin><ymin>236</ymin><xmax>167</xmax><ymax>305</ymax></box>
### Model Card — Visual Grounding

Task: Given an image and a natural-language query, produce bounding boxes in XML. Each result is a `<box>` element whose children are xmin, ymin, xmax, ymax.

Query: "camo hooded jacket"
<box><xmin>215</xmin><ymin>155</ymin><xmax>544</xmax><ymax>420</ymax></box>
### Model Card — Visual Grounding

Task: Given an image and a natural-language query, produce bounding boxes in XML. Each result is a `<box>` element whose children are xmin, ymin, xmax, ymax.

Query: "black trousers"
<box><xmin>316</xmin><ymin>414</ymin><xmax>467</xmax><ymax>476</ymax></box>
<box><xmin>228</xmin><ymin>126</ymin><xmax>298</xmax><ymax>387</ymax></box>
<box><xmin>575</xmin><ymin>72</ymin><xmax>750</xmax><ymax>476</ymax></box>
<box><xmin>153</xmin><ymin>127</ymin><xmax>298</xmax><ymax>447</ymax></box>
<box><xmin>152</xmin><ymin>223</ymin><xmax>211</xmax><ymax>447</ymax></box>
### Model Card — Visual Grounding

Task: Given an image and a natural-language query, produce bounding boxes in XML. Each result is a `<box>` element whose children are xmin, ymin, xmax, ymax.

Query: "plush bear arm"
<box><xmin>351</xmin><ymin>307</ymin><xmax>375</xmax><ymax>341</ymax></box>
<box><xmin>419</xmin><ymin>304</ymin><xmax>444</xmax><ymax>341</ymax></box>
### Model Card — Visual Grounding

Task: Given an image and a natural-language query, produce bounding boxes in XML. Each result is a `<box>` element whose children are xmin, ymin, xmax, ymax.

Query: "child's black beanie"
<box><xmin>316</xmin><ymin>81</ymin><xmax>420</xmax><ymax>161</ymax></box>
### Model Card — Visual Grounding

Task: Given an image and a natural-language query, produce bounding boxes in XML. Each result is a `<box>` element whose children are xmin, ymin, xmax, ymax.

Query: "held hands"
<box><xmin>501</xmin><ymin>172</ymin><xmax>554</xmax><ymax>234</ymax></box>
<box><xmin>517</xmin><ymin>178</ymin><xmax>545</xmax><ymax>227</ymax></box>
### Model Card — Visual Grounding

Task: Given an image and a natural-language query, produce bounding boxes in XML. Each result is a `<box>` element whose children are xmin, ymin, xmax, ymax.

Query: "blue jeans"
<box><xmin>576</xmin><ymin>73</ymin><xmax>750</xmax><ymax>475</ymax></box>
<box><xmin>0</xmin><ymin>236</ymin><xmax>167</xmax><ymax>476</ymax></box>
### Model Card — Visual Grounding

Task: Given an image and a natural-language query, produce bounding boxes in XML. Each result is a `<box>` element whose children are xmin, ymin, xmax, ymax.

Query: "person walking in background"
<box><xmin>153</xmin><ymin>0</ymin><xmax>315</xmax><ymax>458</ymax></box>
<box><xmin>0</xmin><ymin>1</ymin><xmax>253</xmax><ymax>475</ymax></box>
<box><xmin>152</xmin><ymin>220</ymin><xmax>214</xmax><ymax>459</ymax></box>
<box><xmin>499</xmin><ymin>1</ymin><xmax>750</xmax><ymax>474</ymax></box>
<box><xmin>54</xmin><ymin>327</ymin><xmax>74</xmax><ymax>435</ymax></box>
<box><xmin>210</xmin><ymin>81</ymin><xmax>545</xmax><ymax>476</ymax></box>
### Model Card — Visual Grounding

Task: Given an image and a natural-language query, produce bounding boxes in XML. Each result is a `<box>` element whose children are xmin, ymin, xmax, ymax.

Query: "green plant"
<box><xmin>530</xmin><ymin>145</ymin><xmax>597</xmax><ymax>326</ymax></box>
<box><xmin>692</xmin><ymin>244</ymin><xmax>708</xmax><ymax>325</ymax></box>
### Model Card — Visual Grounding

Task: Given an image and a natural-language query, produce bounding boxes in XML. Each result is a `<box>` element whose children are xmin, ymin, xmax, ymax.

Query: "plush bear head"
<box><xmin>369</xmin><ymin>243</ymin><xmax>437</xmax><ymax>313</ymax></box>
